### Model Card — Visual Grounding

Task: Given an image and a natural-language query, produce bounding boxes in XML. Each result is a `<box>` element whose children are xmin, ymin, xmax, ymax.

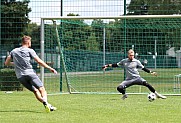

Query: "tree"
<box><xmin>126</xmin><ymin>0</ymin><xmax>181</xmax><ymax>55</ymax></box>
<box><xmin>127</xmin><ymin>0</ymin><xmax>147</xmax><ymax>15</ymax></box>
<box><xmin>1</xmin><ymin>0</ymin><xmax>31</xmax><ymax>45</ymax></box>
<box><xmin>1</xmin><ymin>0</ymin><xmax>16</xmax><ymax>3</ymax></box>
<box><xmin>26</xmin><ymin>23</ymin><xmax>40</xmax><ymax>48</ymax></box>
<box><xmin>86</xmin><ymin>32</ymin><xmax>99</xmax><ymax>51</ymax></box>
<box><xmin>91</xmin><ymin>19</ymin><xmax>105</xmax><ymax>51</ymax></box>
<box><xmin>60</xmin><ymin>13</ymin><xmax>91</xmax><ymax>50</ymax></box>
<box><xmin>127</xmin><ymin>0</ymin><xmax>181</xmax><ymax>15</ymax></box>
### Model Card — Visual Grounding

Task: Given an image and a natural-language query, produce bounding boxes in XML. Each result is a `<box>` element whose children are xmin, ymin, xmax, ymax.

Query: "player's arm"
<box><xmin>142</xmin><ymin>67</ymin><xmax>157</xmax><ymax>76</ymax></box>
<box><xmin>4</xmin><ymin>55</ymin><xmax>14</xmax><ymax>66</ymax></box>
<box><xmin>34</xmin><ymin>56</ymin><xmax>57</xmax><ymax>74</ymax></box>
<box><xmin>102</xmin><ymin>63</ymin><xmax>118</xmax><ymax>70</ymax></box>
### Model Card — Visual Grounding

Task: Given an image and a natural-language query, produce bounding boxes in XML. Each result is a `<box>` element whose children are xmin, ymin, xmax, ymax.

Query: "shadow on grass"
<box><xmin>0</xmin><ymin>109</ymin><xmax>42</xmax><ymax>113</ymax></box>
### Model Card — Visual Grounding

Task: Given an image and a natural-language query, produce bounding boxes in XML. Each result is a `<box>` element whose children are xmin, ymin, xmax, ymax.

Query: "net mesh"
<box><xmin>42</xmin><ymin>16</ymin><xmax>181</xmax><ymax>94</ymax></box>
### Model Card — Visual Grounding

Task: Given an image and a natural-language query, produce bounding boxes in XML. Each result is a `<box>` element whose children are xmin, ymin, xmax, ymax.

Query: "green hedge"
<box><xmin>0</xmin><ymin>68</ymin><xmax>23</xmax><ymax>91</ymax></box>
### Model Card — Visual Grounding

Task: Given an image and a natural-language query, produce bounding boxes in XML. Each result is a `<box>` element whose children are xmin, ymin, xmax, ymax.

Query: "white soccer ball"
<box><xmin>147</xmin><ymin>92</ymin><xmax>156</xmax><ymax>102</ymax></box>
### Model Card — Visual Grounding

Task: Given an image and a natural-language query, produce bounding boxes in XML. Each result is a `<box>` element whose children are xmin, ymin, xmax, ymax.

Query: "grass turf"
<box><xmin>44</xmin><ymin>68</ymin><xmax>181</xmax><ymax>94</ymax></box>
<box><xmin>0</xmin><ymin>91</ymin><xmax>181</xmax><ymax>123</ymax></box>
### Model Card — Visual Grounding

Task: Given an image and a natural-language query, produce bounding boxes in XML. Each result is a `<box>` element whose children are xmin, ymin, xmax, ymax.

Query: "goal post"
<box><xmin>41</xmin><ymin>15</ymin><xmax>181</xmax><ymax>95</ymax></box>
<box><xmin>52</xmin><ymin>20</ymin><xmax>71</xmax><ymax>93</ymax></box>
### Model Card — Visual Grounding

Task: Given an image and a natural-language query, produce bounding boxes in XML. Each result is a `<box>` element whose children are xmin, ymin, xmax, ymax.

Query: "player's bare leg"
<box><xmin>33</xmin><ymin>87</ymin><xmax>57</xmax><ymax>112</ymax></box>
<box><xmin>38</xmin><ymin>87</ymin><xmax>48</xmax><ymax>103</ymax></box>
<box><xmin>33</xmin><ymin>88</ymin><xmax>45</xmax><ymax>103</ymax></box>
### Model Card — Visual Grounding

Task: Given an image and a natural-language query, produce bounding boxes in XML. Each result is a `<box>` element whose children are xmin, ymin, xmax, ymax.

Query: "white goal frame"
<box><xmin>40</xmin><ymin>15</ymin><xmax>181</xmax><ymax>95</ymax></box>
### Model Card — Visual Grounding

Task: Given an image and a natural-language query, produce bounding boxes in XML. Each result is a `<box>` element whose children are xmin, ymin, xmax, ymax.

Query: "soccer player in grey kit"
<box><xmin>5</xmin><ymin>35</ymin><xmax>57</xmax><ymax>112</ymax></box>
<box><xmin>102</xmin><ymin>49</ymin><xmax>167</xmax><ymax>100</ymax></box>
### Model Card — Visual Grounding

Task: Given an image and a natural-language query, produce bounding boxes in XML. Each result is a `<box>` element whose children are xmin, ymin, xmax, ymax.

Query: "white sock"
<box><xmin>154</xmin><ymin>91</ymin><xmax>160</xmax><ymax>96</ymax></box>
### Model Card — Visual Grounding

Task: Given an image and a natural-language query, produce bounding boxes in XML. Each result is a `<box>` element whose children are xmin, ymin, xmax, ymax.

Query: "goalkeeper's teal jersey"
<box><xmin>117</xmin><ymin>58</ymin><xmax>144</xmax><ymax>80</ymax></box>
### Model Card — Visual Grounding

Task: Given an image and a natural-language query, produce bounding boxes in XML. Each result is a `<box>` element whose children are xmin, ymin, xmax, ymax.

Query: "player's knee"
<box><xmin>33</xmin><ymin>88</ymin><xmax>39</xmax><ymax>93</ymax></box>
<box><xmin>117</xmin><ymin>85</ymin><xmax>124</xmax><ymax>93</ymax></box>
<box><xmin>38</xmin><ymin>86</ymin><xmax>45</xmax><ymax>92</ymax></box>
<box><xmin>143</xmin><ymin>81</ymin><xmax>148</xmax><ymax>86</ymax></box>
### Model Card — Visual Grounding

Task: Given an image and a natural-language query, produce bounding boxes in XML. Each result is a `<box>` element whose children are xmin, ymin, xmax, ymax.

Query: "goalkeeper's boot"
<box><xmin>121</xmin><ymin>94</ymin><xmax>128</xmax><ymax>100</ymax></box>
<box><xmin>48</xmin><ymin>104</ymin><xmax>57</xmax><ymax>112</ymax></box>
<box><xmin>154</xmin><ymin>91</ymin><xmax>167</xmax><ymax>99</ymax></box>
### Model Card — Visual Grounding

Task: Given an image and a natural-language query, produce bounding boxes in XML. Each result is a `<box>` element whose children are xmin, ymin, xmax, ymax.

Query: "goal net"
<box><xmin>41</xmin><ymin>15</ymin><xmax>181</xmax><ymax>95</ymax></box>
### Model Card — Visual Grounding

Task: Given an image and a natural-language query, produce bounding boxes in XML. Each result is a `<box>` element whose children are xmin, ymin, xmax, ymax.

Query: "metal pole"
<box><xmin>155</xmin><ymin>38</ymin><xmax>157</xmax><ymax>69</ymax></box>
<box><xmin>40</xmin><ymin>19</ymin><xmax>45</xmax><ymax>83</ymax></box>
<box><xmin>124</xmin><ymin>0</ymin><xmax>126</xmax><ymax>15</ymax></box>
<box><xmin>53</xmin><ymin>21</ymin><xmax>71</xmax><ymax>93</ymax></box>
<box><xmin>123</xmin><ymin>0</ymin><xmax>127</xmax><ymax>79</ymax></box>
<box><xmin>0</xmin><ymin>1</ymin><xmax>1</xmax><ymax>45</ymax></box>
<box><xmin>59</xmin><ymin>0</ymin><xmax>63</xmax><ymax>92</ymax></box>
<box><xmin>103</xmin><ymin>26</ymin><xmax>106</xmax><ymax>66</ymax></box>
<box><xmin>61</xmin><ymin>0</ymin><xmax>63</xmax><ymax>16</ymax></box>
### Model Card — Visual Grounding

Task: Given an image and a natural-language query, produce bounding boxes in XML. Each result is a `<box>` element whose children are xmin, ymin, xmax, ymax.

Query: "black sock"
<box><xmin>43</xmin><ymin>102</ymin><xmax>47</xmax><ymax>105</ymax></box>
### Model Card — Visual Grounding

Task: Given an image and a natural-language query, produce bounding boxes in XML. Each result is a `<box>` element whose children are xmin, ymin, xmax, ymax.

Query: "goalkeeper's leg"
<box><xmin>137</xmin><ymin>79</ymin><xmax>167</xmax><ymax>99</ymax></box>
<box><xmin>142</xmin><ymin>81</ymin><xmax>167</xmax><ymax>99</ymax></box>
<box><xmin>117</xmin><ymin>82</ymin><xmax>128</xmax><ymax>100</ymax></box>
<box><xmin>117</xmin><ymin>79</ymin><xmax>166</xmax><ymax>100</ymax></box>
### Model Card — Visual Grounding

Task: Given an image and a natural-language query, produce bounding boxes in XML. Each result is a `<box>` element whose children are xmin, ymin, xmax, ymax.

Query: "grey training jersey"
<box><xmin>10</xmin><ymin>47</ymin><xmax>38</xmax><ymax>78</ymax></box>
<box><xmin>117</xmin><ymin>58</ymin><xmax>144</xmax><ymax>80</ymax></box>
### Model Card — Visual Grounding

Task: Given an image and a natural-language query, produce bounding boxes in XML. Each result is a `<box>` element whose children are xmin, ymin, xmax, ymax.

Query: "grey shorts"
<box><xmin>120</xmin><ymin>77</ymin><xmax>146</xmax><ymax>88</ymax></box>
<box><xmin>18</xmin><ymin>74</ymin><xmax>43</xmax><ymax>92</ymax></box>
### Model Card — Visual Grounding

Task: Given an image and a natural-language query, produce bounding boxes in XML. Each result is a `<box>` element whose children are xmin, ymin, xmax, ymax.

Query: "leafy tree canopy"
<box><xmin>1</xmin><ymin>0</ymin><xmax>31</xmax><ymax>45</ymax></box>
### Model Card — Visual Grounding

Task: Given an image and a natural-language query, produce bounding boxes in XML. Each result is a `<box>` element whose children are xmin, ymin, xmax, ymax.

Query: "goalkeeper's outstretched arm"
<box><xmin>102</xmin><ymin>63</ymin><xmax>118</xmax><ymax>70</ymax></box>
<box><xmin>142</xmin><ymin>67</ymin><xmax>157</xmax><ymax>76</ymax></box>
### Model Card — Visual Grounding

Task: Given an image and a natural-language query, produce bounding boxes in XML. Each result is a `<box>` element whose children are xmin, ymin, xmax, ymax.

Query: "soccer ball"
<box><xmin>147</xmin><ymin>92</ymin><xmax>156</xmax><ymax>102</ymax></box>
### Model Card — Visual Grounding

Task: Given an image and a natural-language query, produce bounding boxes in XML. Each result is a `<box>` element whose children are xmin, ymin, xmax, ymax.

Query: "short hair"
<box><xmin>128</xmin><ymin>49</ymin><xmax>135</xmax><ymax>54</ymax></box>
<box><xmin>22</xmin><ymin>35</ymin><xmax>31</xmax><ymax>44</ymax></box>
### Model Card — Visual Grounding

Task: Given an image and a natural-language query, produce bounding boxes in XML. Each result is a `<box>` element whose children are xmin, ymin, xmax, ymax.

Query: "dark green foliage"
<box><xmin>1</xmin><ymin>0</ymin><xmax>31</xmax><ymax>45</ymax></box>
<box><xmin>26</xmin><ymin>23</ymin><xmax>41</xmax><ymax>49</ymax></box>
<box><xmin>0</xmin><ymin>68</ymin><xmax>23</xmax><ymax>91</ymax></box>
<box><xmin>60</xmin><ymin>13</ymin><xmax>91</xmax><ymax>51</ymax></box>
<box><xmin>127</xmin><ymin>0</ymin><xmax>181</xmax><ymax>15</ymax></box>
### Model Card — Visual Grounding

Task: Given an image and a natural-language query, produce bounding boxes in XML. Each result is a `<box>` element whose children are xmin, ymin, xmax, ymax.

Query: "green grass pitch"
<box><xmin>0</xmin><ymin>91</ymin><xmax>181</xmax><ymax>123</ymax></box>
<box><xmin>45</xmin><ymin>68</ymin><xmax>181</xmax><ymax>94</ymax></box>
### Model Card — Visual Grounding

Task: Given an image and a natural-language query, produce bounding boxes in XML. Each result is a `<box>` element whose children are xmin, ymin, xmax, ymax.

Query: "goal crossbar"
<box><xmin>41</xmin><ymin>15</ymin><xmax>181</xmax><ymax>20</ymax></box>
